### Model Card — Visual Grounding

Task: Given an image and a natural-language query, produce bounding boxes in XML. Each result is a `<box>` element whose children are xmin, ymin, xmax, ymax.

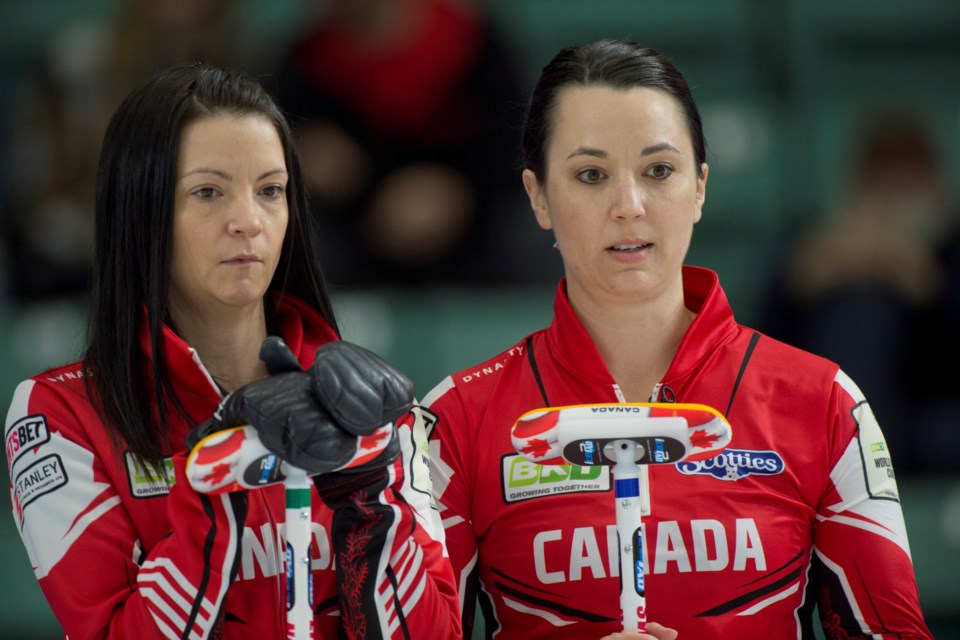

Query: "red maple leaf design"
<box><xmin>366</xmin><ymin>428</ymin><xmax>390</xmax><ymax>448</ymax></box>
<box><xmin>340</xmin><ymin>492</ymin><xmax>382</xmax><ymax>639</ymax></box>
<box><xmin>202</xmin><ymin>462</ymin><xmax>232</xmax><ymax>485</ymax></box>
<box><xmin>817</xmin><ymin>586</ymin><xmax>853</xmax><ymax>639</ymax></box>
<box><xmin>689</xmin><ymin>429</ymin><xmax>721</xmax><ymax>450</ymax></box>
<box><xmin>521</xmin><ymin>438</ymin><xmax>552</xmax><ymax>459</ymax></box>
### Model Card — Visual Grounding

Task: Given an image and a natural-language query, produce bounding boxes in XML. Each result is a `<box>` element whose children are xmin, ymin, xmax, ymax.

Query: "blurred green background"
<box><xmin>1</xmin><ymin>1</ymin><xmax>958</xmax><ymax>638</ymax></box>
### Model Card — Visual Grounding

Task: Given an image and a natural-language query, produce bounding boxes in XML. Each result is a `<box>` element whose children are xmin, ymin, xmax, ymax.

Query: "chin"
<box><xmin>218</xmin><ymin>285</ymin><xmax>269</xmax><ymax>309</ymax></box>
<box><xmin>607</xmin><ymin>270</ymin><xmax>660</xmax><ymax>294</ymax></box>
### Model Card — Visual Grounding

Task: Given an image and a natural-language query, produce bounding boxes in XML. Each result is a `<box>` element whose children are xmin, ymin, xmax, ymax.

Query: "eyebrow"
<box><xmin>179</xmin><ymin>167</ymin><xmax>287</xmax><ymax>181</ymax></box>
<box><xmin>566</xmin><ymin>142</ymin><xmax>681</xmax><ymax>160</ymax></box>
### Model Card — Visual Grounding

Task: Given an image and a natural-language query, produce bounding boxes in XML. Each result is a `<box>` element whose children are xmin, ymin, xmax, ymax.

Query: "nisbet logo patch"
<box><xmin>501</xmin><ymin>453</ymin><xmax>610</xmax><ymax>503</ymax></box>
<box><xmin>6</xmin><ymin>414</ymin><xmax>50</xmax><ymax>468</ymax></box>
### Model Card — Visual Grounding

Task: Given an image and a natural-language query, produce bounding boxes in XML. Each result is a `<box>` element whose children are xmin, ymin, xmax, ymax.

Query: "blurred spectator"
<box><xmin>3</xmin><ymin>0</ymin><xmax>239</xmax><ymax>299</ymax></box>
<box><xmin>0</xmin><ymin>55</ymin><xmax>16</xmax><ymax>316</ymax></box>
<box><xmin>762</xmin><ymin>107</ymin><xmax>960</xmax><ymax>475</ymax></box>
<box><xmin>271</xmin><ymin>0</ymin><xmax>557</xmax><ymax>287</ymax></box>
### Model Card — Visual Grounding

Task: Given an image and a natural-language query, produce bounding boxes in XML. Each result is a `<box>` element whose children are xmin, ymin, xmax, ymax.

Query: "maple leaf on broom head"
<box><xmin>689</xmin><ymin>429</ymin><xmax>721</xmax><ymax>450</ymax></box>
<box><xmin>521</xmin><ymin>438</ymin><xmax>552</xmax><ymax>459</ymax></box>
<box><xmin>203</xmin><ymin>462</ymin><xmax>233</xmax><ymax>485</ymax></box>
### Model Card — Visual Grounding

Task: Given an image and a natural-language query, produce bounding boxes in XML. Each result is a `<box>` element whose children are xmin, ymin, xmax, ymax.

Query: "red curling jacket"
<box><xmin>5</xmin><ymin>294</ymin><xmax>460</xmax><ymax>639</ymax></box>
<box><xmin>423</xmin><ymin>265</ymin><xmax>931</xmax><ymax>639</ymax></box>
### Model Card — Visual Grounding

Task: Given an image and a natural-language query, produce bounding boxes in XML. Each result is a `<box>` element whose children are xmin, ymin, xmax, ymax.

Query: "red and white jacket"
<box><xmin>5</xmin><ymin>294</ymin><xmax>460</xmax><ymax>639</ymax></box>
<box><xmin>423</xmin><ymin>266</ymin><xmax>931</xmax><ymax>639</ymax></box>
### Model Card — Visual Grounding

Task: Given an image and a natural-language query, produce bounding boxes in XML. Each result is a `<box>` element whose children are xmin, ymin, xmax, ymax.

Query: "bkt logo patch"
<box><xmin>126</xmin><ymin>453</ymin><xmax>175</xmax><ymax>498</ymax></box>
<box><xmin>502</xmin><ymin>454</ymin><xmax>610</xmax><ymax>503</ymax></box>
<box><xmin>676</xmin><ymin>449</ymin><xmax>785</xmax><ymax>481</ymax></box>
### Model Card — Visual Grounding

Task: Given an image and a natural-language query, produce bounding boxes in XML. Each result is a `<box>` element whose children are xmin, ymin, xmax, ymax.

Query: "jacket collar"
<box><xmin>138</xmin><ymin>293</ymin><xmax>339</xmax><ymax>402</ymax></box>
<box><xmin>546</xmin><ymin>265</ymin><xmax>739</xmax><ymax>393</ymax></box>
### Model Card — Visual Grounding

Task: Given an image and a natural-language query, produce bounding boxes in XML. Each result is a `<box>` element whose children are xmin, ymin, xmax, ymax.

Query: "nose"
<box><xmin>610</xmin><ymin>176</ymin><xmax>645</xmax><ymax>220</ymax></box>
<box><xmin>227</xmin><ymin>195</ymin><xmax>263</xmax><ymax>236</ymax></box>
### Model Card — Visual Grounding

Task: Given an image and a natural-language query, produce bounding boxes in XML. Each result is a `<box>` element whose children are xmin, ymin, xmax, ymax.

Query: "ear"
<box><xmin>522</xmin><ymin>169</ymin><xmax>552</xmax><ymax>230</ymax></box>
<box><xmin>693</xmin><ymin>162</ymin><xmax>708</xmax><ymax>224</ymax></box>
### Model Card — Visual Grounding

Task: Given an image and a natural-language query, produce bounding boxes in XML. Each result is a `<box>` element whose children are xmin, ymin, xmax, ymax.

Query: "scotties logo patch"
<box><xmin>676</xmin><ymin>449</ymin><xmax>785</xmax><ymax>481</ymax></box>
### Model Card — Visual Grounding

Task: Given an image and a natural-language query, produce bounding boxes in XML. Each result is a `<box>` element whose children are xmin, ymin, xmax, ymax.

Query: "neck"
<box><xmin>568</xmin><ymin>278</ymin><xmax>693</xmax><ymax>402</ymax></box>
<box><xmin>170</xmin><ymin>300</ymin><xmax>270</xmax><ymax>393</ymax></box>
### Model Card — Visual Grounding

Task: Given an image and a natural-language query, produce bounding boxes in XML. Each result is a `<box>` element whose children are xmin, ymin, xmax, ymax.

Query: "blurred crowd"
<box><xmin>0</xmin><ymin>0</ymin><xmax>958</xmax><ymax>476</ymax></box>
<box><xmin>3</xmin><ymin>0</ymin><xmax>243</xmax><ymax>299</ymax></box>
<box><xmin>269</xmin><ymin>0</ymin><xmax>555</xmax><ymax>285</ymax></box>
<box><xmin>762</xmin><ymin>108</ymin><xmax>960</xmax><ymax>476</ymax></box>
<box><xmin>0</xmin><ymin>0</ymin><xmax>557</xmax><ymax>302</ymax></box>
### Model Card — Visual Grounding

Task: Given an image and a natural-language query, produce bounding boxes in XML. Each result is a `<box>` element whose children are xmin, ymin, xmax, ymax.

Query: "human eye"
<box><xmin>646</xmin><ymin>164</ymin><xmax>673</xmax><ymax>180</ymax></box>
<box><xmin>191</xmin><ymin>186</ymin><xmax>221</xmax><ymax>200</ymax></box>
<box><xmin>576</xmin><ymin>168</ymin><xmax>605</xmax><ymax>184</ymax></box>
<box><xmin>260</xmin><ymin>184</ymin><xmax>286</xmax><ymax>199</ymax></box>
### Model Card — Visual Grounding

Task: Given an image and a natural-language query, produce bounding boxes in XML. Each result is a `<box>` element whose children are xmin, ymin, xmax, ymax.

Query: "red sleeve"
<box><xmin>421</xmin><ymin>378</ymin><xmax>482</xmax><ymax>636</ymax></box>
<box><xmin>5</xmin><ymin>378</ymin><xmax>247</xmax><ymax>640</ymax></box>
<box><xmin>812</xmin><ymin>372</ymin><xmax>932</xmax><ymax>639</ymax></box>
<box><xmin>312</xmin><ymin>409</ymin><xmax>462</xmax><ymax>639</ymax></box>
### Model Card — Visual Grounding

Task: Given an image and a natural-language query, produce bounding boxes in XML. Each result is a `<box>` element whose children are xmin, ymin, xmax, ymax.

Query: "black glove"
<box><xmin>187</xmin><ymin>337</ymin><xmax>414</xmax><ymax>475</ymax></box>
<box><xmin>307</xmin><ymin>340</ymin><xmax>415</xmax><ymax>436</ymax></box>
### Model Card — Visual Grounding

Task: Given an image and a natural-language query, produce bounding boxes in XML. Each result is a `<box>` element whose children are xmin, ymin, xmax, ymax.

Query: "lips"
<box><xmin>223</xmin><ymin>253</ymin><xmax>262</xmax><ymax>264</ymax></box>
<box><xmin>608</xmin><ymin>242</ymin><xmax>652</xmax><ymax>252</ymax></box>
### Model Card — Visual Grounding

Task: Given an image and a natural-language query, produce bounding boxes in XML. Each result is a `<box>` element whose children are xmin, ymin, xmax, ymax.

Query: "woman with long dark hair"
<box><xmin>6</xmin><ymin>62</ymin><xmax>460</xmax><ymax>639</ymax></box>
